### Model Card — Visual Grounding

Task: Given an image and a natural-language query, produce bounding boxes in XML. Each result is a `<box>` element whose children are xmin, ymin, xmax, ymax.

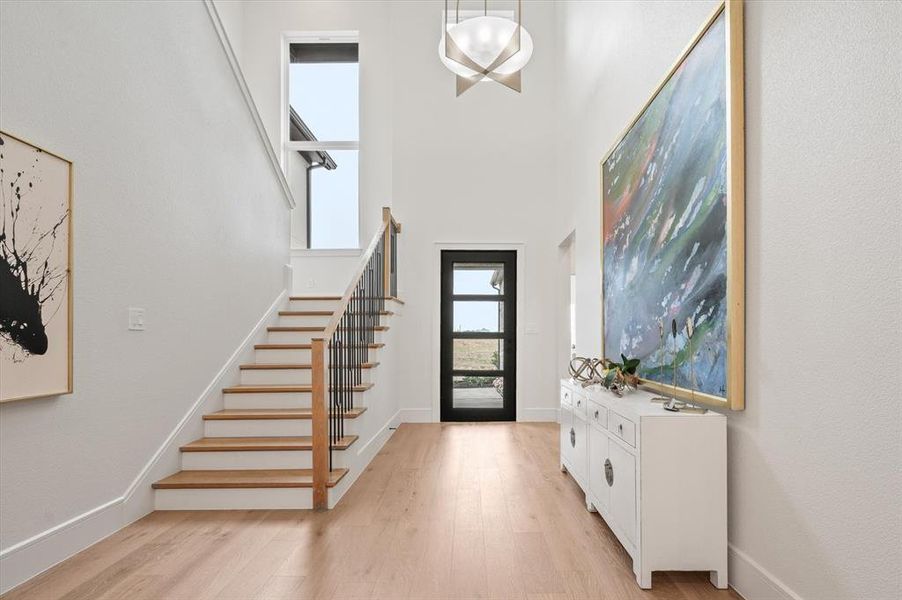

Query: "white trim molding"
<box><xmin>729</xmin><ymin>544</ymin><xmax>804</xmax><ymax>600</ymax></box>
<box><xmin>0</xmin><ymin>291</ymin><xmax>288</xmax><ymax>595</ymax></box>
<box><xmin>430</xmin><ymin>242</ymin><xmax>528</xmax><ymax>423</ymax></box>
<box><xmin>204</xmin><ymin>0</ymin><xmax>296</xmax><ymax>209</ymax></box>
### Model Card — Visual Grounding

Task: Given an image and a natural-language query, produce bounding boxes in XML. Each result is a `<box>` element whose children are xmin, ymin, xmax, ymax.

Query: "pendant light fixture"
<box><xmin>438</xmin><ymin>0</ymin><xmax>534</xmax><ymax>96</ymax></box>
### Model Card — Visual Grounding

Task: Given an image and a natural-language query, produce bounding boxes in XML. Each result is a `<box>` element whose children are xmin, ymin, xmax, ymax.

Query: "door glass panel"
<box><xmin>453</xmin><ymin>301</ymin><xmax>503</xmax><ymax>333</ymax></box>
<box><xmin>453</xmin><ymin>263</ymin><xmax>504</xmax><ymax>295</ymax></box>
<box><xmin>453</xmin><ymin>338</ymin><xmax>504</xmax><ymax>371</ymax></box>
<box><xmin>453</xmin><ymin>375</ymin><xmax>503</xmax><ymax>409</ymax></box>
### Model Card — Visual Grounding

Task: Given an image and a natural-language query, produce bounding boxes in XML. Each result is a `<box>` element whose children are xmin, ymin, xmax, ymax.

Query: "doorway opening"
<box><xmin>558</xmin><ymin>232</ymin><xmax>576</xmax><ymax>378</ymax></box>
<box><xmin>440</xmin><ymin>250</ymin><xmax>517</xmax><ymax>421</ymax></box>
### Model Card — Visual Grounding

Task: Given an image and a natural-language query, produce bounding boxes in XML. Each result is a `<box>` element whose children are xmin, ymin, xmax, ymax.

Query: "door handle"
<box><xmin>570</xmin><ymin>427</ymin><xmax>576</xmax><ymax>448</ymax></box>
<box><xmin>604</xmin><ymin>458</ymin><xmax>614</xmax><ymax>486</ymax></box>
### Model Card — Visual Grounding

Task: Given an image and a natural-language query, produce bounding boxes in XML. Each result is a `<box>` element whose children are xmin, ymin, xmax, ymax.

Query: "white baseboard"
<box><xmin>729</xmin><ymin>544</ymin><xmax>802</xmax><ymax>600</ymax></box>
<box><xmin>398</xmin><ymin>407</ymin><xmax>434</xmax><ymax>423</ymax></box>
<box><xmin>0</xmin><ymin>291</ymin><xmax>287</xmax><ymax>595</ymax></box>
<box><xmin>519</xmin><ymin>407</ymin><xmax>560</xmax><ymax>422</ymax></box>
<box><xmin>0</xmin><ymin>498</ymin><xmax>125</xmax><ymax>594</ymax></box>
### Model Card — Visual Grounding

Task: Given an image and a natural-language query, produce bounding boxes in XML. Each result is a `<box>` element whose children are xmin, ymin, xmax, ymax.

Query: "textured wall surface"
<box><xmin>554</xmin><ymin>1</ymin><xmax>902</xmax><ymax>598</ymax></box>
<box><xmin>0</xmin><ymin>0</ymin><xmax>289</xmax><ymax>561</ymax></box>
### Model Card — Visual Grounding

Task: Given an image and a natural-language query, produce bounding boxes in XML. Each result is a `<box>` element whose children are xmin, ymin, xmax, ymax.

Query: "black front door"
<box><xmin>440</xmin><ymin>250</ymin><xmax>516</xmax><ymax>422</ymax></box>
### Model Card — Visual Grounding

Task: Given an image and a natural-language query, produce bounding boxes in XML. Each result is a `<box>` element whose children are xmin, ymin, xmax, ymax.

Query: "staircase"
<box><xmin>153</xmin><ymin>208</ymin><xmax>401</xmax><ymax>510</ymax></box>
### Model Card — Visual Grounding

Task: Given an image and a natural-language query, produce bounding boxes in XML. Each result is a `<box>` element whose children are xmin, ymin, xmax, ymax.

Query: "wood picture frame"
<box><xmin>599</xmin><ymin>0</ymin><xmax>744</xmax><ymax>410</ymax></box>
<box><xmin>0</xmin><ymin>131</ymin><xmax>74</xmax><ymax>402</ymax></box>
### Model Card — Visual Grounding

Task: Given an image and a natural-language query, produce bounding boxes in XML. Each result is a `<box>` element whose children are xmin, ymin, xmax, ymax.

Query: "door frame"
<box><xmin>440</xmin><ymin>250</ymin><xmax>517</xmax><ymax>422</ymax></box>
<box><xmin>431</xmin><ymin>242</ymin><xmax>526</xmax><ymax>422</ymax></box>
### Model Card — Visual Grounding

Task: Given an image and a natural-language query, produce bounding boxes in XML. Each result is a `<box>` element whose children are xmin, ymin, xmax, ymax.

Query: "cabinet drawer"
<box><xmin>608</xmin><ymin>411</ymin><xmax>636</xmax><ymax>447</ymax></box>
<box><xmin>560</xmin><ymin>384</ymin><xmax>573</xmax><ymax>407</ymax></box>
<box><xmin>588</xmin><ymin>400</ymin><xmax>607</xmax><ymax>430</ymax></box>
<box><xmin>572</xmin><ymin>389</ymin><xmax>587</xmax><ymax>417</ymax></box>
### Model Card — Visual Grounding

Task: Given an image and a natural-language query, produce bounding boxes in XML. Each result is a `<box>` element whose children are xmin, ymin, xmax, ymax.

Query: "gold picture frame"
<box><xmin>599</xmin><ymin>0</ymin><xmax>744</xmax><ymax>410</ymax></box>
<box><xmin>0</xmin><ymin>131</ymin><xmax>74</xmax><ymax>403</ymax></box>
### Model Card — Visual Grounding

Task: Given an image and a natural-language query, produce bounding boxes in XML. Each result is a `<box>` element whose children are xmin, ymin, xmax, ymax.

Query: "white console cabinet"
<box><xmin>559</xmin><ymin>379</ymin><xmax>728</xmax><ymax>589</ymax></box>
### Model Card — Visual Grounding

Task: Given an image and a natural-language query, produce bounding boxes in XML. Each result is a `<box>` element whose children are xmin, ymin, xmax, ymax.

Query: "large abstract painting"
<box><xmin>601</xmin><ymin>1</ymin><xmax>744</xmax><ymax>409</ymax></box>
<box><xmin>0</xmin><ymin>132</ymin><xmax>73</xmax><ymax>402</ymax></box>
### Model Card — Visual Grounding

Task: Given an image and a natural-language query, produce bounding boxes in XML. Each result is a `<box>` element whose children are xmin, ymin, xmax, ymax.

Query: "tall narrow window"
<box><xmin>286</xmin><ymin>39</ymin><xmax>359</xmax><ymax>249</ymax></box>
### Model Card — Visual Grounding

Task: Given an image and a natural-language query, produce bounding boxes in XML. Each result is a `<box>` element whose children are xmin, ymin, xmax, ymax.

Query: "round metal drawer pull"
<box><xmin>577</xmin><ymin>399</ymin><xmax>581</xmax><ymax>406</ymax></box>
<box><xmin>618</xmin><ymin>423</ymin><xmax>623</xmax><ymax>433</ymax></box>
<box><xmin>570</xmin><ymin>427</ymin><xmax>576</xmax><ymax>448</ymax></box>
<box><xmin>604</xmin><ymin>458</ymin><xmax>614</xmax><ymax>486</ymax></box>
<box><xmin>594</xmin><ymin>410</ymin><xmax>599</xmax><ymax>419</ymax></box>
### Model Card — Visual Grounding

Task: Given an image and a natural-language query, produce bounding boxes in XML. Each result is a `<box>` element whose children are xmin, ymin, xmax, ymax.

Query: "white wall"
<box><xmin>554</xmin><ymin>1</ymin><xmax>902</xmax><ymax>599</ymax></box>
<box><xmin>0</xmin><ymin>0</ymin><xmax>290</xmax><ymax>591</ymax></box>
<box><xmin>233</xmin><ymin>0</ymin><xmax>563</xmax><ymax>422</ymax></box>
<box><xmin>389</xmin><ymin>0</ymin><xmax>560</xmax><ymax>423</ymax></box>
<box><xmin>230</xmin><ymin>0</ymin><xmax>394</xmax><ymax>292</ymax></box>
<box><xmin>238</xmin><ymin>0</ymin><xmax>393</xmax><ymax>247</ymax></box>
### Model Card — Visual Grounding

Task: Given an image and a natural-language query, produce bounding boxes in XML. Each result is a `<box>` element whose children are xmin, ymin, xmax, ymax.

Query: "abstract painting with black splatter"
<box><xmin>602</xmin><ymin>13</ymin><xmax>728</xmax><ymax>398</ymax></box>
<box><xmin>0</xmin><ymin>132</ymin><xmax>72</xmax><ymax>401</ymax></box>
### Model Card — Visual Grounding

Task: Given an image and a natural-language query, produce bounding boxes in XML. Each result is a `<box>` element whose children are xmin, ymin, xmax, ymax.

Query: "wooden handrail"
<box><xmin>320</xmin><ymin>210</ymin><xmax>393</xmax><ymax>342</ymax></box>
<box><xmin>310</xmin><ymin>206</ymin><xmax>399</xmax><ymax>509</ymax></box>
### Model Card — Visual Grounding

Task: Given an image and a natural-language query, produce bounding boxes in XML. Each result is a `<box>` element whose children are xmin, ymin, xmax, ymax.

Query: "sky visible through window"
<box><xmin>290</xmin><ymin>61</ymin><xmax>359</xmax><ymax>248</ymax></box>
<box><xmin>454</xmin><ymin>269</ymin><xmax>503</xmax><ymax>332</ymax></box>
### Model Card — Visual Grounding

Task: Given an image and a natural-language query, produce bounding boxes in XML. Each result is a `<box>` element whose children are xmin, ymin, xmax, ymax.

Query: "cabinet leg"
<box><xmin>585</xmin><ymin>496</ymin><xmax>596</xmax><ymax>513</ymax></box>
<box><xmin>560</xmin><ymin>461</ymin><xmax>567</xmax><ymax>473</ymax></box>
<box><xmin>636</xmin><ymin>570</ymin><xmax>652</xmax><ymax>589</ymax></box>
<box><xmin>710</xmin><ymin>569</ymin><xmax>728</xmax><ymax>589</ymax></box>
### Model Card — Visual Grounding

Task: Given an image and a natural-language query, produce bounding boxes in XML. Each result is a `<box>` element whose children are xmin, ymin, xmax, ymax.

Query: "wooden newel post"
<box><xmin>311</xmin><ymin>338</ymin><xmax>328</xmax><ymax>510</ymax></box>
<box><xmin>382</xmin><ymin>207</ymin><xmax>392</xmax><ymax>296</ymax></box>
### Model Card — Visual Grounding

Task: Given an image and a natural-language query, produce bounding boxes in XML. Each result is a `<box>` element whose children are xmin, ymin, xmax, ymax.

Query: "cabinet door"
<box><xmin>571</xmin><ymin>412</ymin><xmax>588</xmax><ymax>484</ymax></box>
<box><xmin>609</xmin><ymin>441</ymin><xmax>637</xmax><ymax>547</ymax></box>
<box><xmin>588</xmin><ymin>425</ymin><xmax>610</xmax><ymax>514</ymax></box>
<box><xmin>560</xmin><ymin>402</ymin><xmax>573</xmax><ymax>467</ymax></box>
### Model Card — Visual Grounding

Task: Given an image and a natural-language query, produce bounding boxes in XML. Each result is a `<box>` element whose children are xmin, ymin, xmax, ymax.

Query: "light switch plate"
<box><xmin>128</xmin><ymin>307</ymin><xmax>146</xmax><ymax>331</ymax></box>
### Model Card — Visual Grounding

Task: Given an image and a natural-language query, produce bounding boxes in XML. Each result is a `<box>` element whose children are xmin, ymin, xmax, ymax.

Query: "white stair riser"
<box><xmin>254</xmin><ymin>348</ymin><xmax>381</xmax><ymax>363</ymax></box>
<box><xmin>268</xmin><ymin>330</ymin><xmax>384</xmax><ymax>344</ymax></box>
<box><xmin>155</xmin><ymin>488</ymin><xmax>313</xmax><ymax>510</ymax></box>
<box><xmin>255</xmin><ymin>348</ymin><xmax>311</xmax><ymax>362</ymax></box>
<box><xmin>240</xmin><ymin>368</ymin><xmax>374</xmax><ymax>386</ymax></box>
<box><xmin>289</xmin><ymin>299</ymin><xmax>340</xmax><ymax>311</ymax></box>
<box><xmin>278</xmin><ymin>314</ymin><xmax>332</xmax><ymax>327</ymax></box>
<box><xmin>224</xmin><ymin>392</ymin><xmax>309</xmax><ymax>409</ymax></box>
<box><xmin>241</xmin><ymin>368</ymin><xmax>313</xmax><ymax>385</ymax></box>
<box><xmin>223</xmin><ymin>391</ymin><xmax>366</xmax><ymax>409</ymax></box>
<box><xmin>203</xmin><ymin>418</ymin><xmax>359</xmax><ymax>438</ymax></box>
<box><xmin>182</xmin><ymin>450</ymin><xmax>313</xmax><ymax>470</ymax></box>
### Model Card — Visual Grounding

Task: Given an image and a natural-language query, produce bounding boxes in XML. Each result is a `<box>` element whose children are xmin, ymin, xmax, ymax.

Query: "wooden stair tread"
<box><xmin>239</xmin><ymin>362</ymin><xmax>379</xmax><ymax>370</ymax></box>
<box><xmin>152</xmin><ymin>468</ymin><xmax>348</xmax><ymax>489</ymax></box>
<box><xmin>180</xmin><ymin>435</ymin><xmax>358</xmax><ymax>452</ymax></box>
<box><xmin>289</xmin><ymin>296</ymin><xmax>402</xmax><ymax>303</ymax></box>
<box><xmin>254</xmin><ymin>343</ymin><xmax>384</xmax><ymax>350</ymax></box>
<box><xmin>279</xmin><ymin>310</ymin><xmax>394</xmax><ymax>317</ymax></box>
<box><xmin>267</xmin><ymin>325</ymin><xmax>389</xmax><ymax>332</ymax></box>
<box><xmin>203</xmin><ymin>407</ymin><xmax>367</xmax><ymax>420</ymax></box>
<box><xmin>222</xmin><ymin>383</ymin><xmax>374</xmax><ymax>394</ymax></box>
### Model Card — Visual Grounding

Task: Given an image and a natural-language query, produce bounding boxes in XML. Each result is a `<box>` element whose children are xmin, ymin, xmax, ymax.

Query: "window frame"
<box><xmin>281</xmin><ymin>30</ymin><xmax>361</xmax><ymax>250</ymax></box>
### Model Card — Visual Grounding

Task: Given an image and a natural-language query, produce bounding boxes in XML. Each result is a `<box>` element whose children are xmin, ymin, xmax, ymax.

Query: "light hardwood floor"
<box><xmin>2</xmin><ymin>423</ymin><xmax>742</xmax><ymax>600</ymax></box>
